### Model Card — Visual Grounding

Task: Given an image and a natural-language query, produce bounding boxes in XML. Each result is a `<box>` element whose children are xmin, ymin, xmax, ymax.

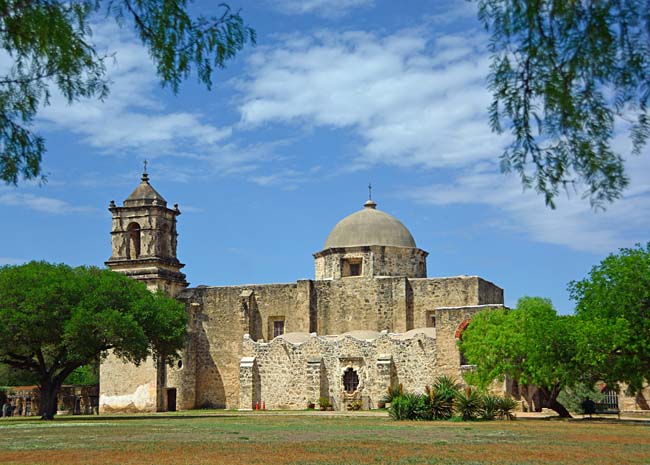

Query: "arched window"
<box><xmin>127</xmin><ymin>222</ymin><xmax>141</xmax><ymax>259</ymax></box>
<box><xmin>343</xmin><ymin>368</ymin><xmax>359</xmax><ymax>393</ymax></box>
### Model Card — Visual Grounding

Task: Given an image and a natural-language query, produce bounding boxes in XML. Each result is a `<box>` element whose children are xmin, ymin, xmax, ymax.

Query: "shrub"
<box><xmin>347</xmin><ymin>400</ymin><xmax>363</xmax><ymax>411</ymax></box>
<box><xmin>495</xmin><ymin>396</ymin><xmax>517</xmax><ymax>420</ymax></box>
<box><xmin>434</xmin><ymin>375</ymin><xmax>462</xmax><ymax>403</ymax></box>
<box><xmin>557</xmin><ymin>383</ymin><xmax>604</xmax><ymax>414</ymax></box>
<box><xmin>382</xmin><ymin>383</ymin><xmax>403</xmax><ymax>404</ymax></box>
<box><xmin>481</xmin><ymin>393</ymin><xmax>500</xmax><ymax>420</ymax></box>
<box><xmin>389</xmin><ymin>393</ymin><xmax>421</xmax><ymax>421</ymax></box>
<box><xmin>318</xmin><ymin>397</ymin><xmax>331</xmax><ymax>409</ymax></box>
<box><xmin>456</xmin><ymin>387</ymin><xmax>483</xmax><ymax>421</ymax></box>
<box><xmin>424</xmin><ymin>385</ymin><xmax>454</xmax><ymax>420</ymax></box>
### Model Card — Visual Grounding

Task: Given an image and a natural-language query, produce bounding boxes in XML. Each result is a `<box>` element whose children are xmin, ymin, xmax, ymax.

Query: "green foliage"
<box><xmin>557</xmin><ymin>383</ymin><xmax>605</xmax><ymax>414</ymax></box>
<box><xmin>388</xmin><ymin>385</ymin><xmax>516</xmax><ymax>422</ymax></box>
<box><xmin>424</xmin><ymin>384</ymin><xmax>455</xmax><ymax>420</ymax></box>
<box><xmin>569</xmin><ymin>243</ymin><xmax>650</xmax><ymax>393</ymax></box>
<box><xmin>381</xmin><ymin>383</ymin><xmax>403</xmax><ymax>404</ymax></box>
<box><xmin>0</xmin><ymin>363</ymin><xmax>39</xmax><ymax>386</ymax></box>
<box><xmin>495</xmin><ymin>396</ymin><xmax>517</xmax><ymax>420</ymax></box>
<box><xmin>318</xmin><ymin>396</ymin><xmax>331</xmax><ymax>409</ymax></box>
<box><xmin>433</xmin><ymin>375</ymin><xmax>462</xmax><ymax>403</ymax></box>
<box><xmin>347</xmin><ymin>400</ymin><xmax>363</xmax><ymax>411</ymax></box>
<box><xmin>388</xmin><ymin>393</ymin><xmax>421</xmax><ymax>421</ymax></box>
<box><xmin>0</xmin><ymin>1</ymin><xmax>255</xmax><ymax>185</ymax></box>
<box><xmin>460</xmin><ymin>297</ymin><xmax>579</xmax><ymax>417</ymax></box>
<box><xmin>0</xmin><ymin>261</ymin><xmax>187</xmax><ymax>418</ymax></box>
<box><xmin>63</xmin><ymin>363</ymin><xmax>99</xmax><ymax>385</ymax></box>
<box><xmin>480</xmin><ymin>393</ymin><xmax>499</xmax><ymax>420</ymax></box>
<box><xmin>455</xmin><ymin>387</ymin><xmax>483</xmax><ymax>421</ymax></box>
<box><xmin>477</xmin><ymin>0</ymin><xmax>650</xmax><ymax>208</ymax></box>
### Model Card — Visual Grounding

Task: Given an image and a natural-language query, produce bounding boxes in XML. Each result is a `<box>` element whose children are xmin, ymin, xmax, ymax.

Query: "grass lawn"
<box><xmin>0</xmin><ymin>412</ymin><xmax>648</xmax><ymax>465</ymax></box>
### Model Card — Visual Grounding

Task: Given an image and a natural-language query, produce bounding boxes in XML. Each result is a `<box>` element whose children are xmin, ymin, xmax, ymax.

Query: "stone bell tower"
<box><xmin>105</xmin><ymin>168</ymin><xmax>188</xmax><ymax>297</ymax></box>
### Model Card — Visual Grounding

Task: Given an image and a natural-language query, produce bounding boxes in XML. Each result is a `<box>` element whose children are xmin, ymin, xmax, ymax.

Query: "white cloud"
<box><xmin>36</xmin><ymin>21</ymin><xmax>231</xmax><ymax>158</ymax></box>
<box><xmin>239</xmin><ymin>26</ymin><xmax>650</xmax><ymax>254</ymax></box>
<box><xmin>239</xmin><ymin>28</ymin><xmax>506</xmax><ymax>170</ymax></box>
<box><xmin>0</xmin><ymin>192</ymin><xmax>95</xmax><ymax>214</ymax></box>
<box><xmin>404</xmin><ymin>147</ymin><xmax>650</xmax><ymax>254</ymax></box>
<box><xmin>273</xmin><ymin>0</ymin><xmax>374</xmax><ymax>17</ymax></box>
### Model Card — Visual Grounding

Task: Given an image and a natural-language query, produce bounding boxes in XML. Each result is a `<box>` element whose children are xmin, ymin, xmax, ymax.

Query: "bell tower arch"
<box><xmin>105</xmin><ymin>169</ymin><xmax>188</xmax><ymax>297</ymax></box>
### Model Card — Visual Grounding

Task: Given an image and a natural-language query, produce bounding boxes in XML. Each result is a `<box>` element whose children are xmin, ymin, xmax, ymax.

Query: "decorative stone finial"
<box><xmin>141</xmin><ymin>159</ymin><xmax>149</xmax><ymax>183</ymax></box>
<box><xmin>364</xmin><ymin>199</ymin><xmax>377</xmax><ymax>209</ymax></box>
<box><xmin>109</xmin><ymin>200</ymin><xmax>116</xmax><ymax>208</ymax></box>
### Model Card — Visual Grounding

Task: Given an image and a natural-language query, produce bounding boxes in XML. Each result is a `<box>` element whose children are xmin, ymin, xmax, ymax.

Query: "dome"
<box><xmin>324</xmin><ymin>200</ymin><xmax>417</xmax><ymax>249</ymax></box>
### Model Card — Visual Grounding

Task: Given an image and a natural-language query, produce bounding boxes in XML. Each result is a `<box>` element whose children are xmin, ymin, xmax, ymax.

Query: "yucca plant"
<box><xmin>481</xmin><ymin>393</ymin><xmax>500</xmax><ymax>420</ymax></box>
<box><xmin>413</xmin><ymin>393</ymin><xmax>431</xmax><ymax>420</ymax></box>
<box><xmin>424</xmin><ymin>385</ymin><xmax>454</xmax><ymax>420</ymax></box>
<box><xmin>388</xmin><ymin>393</ymin><xmax>421</xmax><ymax>421</ymax></box>
<box><xmin>455</xmin><ymin>387</ymin><xmax>483</xmax><ymax>421</ymax></box>
<box><xmin>433</xmin><ymin>375</ymin><xmax>462</xmax><ymax>403</ymax></box>
<box><xmin>495</xmin><ymin>396</ymin><xmax>517</xmax><ymax>420</ymax></box>
<box><xmin>381</xmin><ymin>383</ymin><xmax>403</xmax><ymax>405</ymax></box>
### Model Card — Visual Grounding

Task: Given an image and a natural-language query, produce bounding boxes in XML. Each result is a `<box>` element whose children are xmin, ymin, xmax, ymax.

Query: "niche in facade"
<box><xmin>127</xmin><ymin>222</ymin><xmax>141</xmax><ymax>259</ymax></box>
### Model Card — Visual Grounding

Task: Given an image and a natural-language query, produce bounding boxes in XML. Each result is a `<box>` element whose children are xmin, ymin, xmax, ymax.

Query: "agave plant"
<box><xmin>495</xmin><ymin>396</ymin><xmax>517</xmax><ymax>420</ymax></box>
<box><xmin>455</xmin><ymin>387</ymin><xmax>483</xmax><ymax>421</ymax></box>
<box><xmin>433</xmin><ymin>375</ymin><xmax>462</xmax><ymax>403</ymax></box>
<box><xmin>424</xmin><ymin>385</ymin><xmax>454</xmax><ymax>420</ymax></box>
<box><xmin>481</xmin><ymin>393</ymin><xmax>500</xmax><ymax>420</ymax></box>
<box><xmin>381</xmin><ymin>383</ymin><xmax>404</xmax><ymax>404</ymax></box>
<box><xmin>388</xmin><ymin>393</ymin><xmax>421</xmax><ymax>421</ymax></box>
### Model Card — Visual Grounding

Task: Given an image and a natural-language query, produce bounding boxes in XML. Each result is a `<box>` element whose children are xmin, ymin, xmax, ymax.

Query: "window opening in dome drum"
<box><xmin>342</xmin><ymin>258</ymin><xmax>362</xmax><ymax>277</ymax></box>
<box><xmin>343</xmin><ymin>368</ymin><xmax>359</xmax><ymax>393</ymax></box>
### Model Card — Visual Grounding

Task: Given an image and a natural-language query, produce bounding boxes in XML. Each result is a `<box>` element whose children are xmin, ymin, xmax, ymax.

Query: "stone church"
<box><xmin>99</xmin><ymin>172</ymin><xmax>506</xmax><ymax>412</ymax></box>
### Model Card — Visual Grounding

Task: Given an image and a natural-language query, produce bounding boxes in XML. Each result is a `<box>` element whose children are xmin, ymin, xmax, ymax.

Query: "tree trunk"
<box><xmin>547</xmin><ymin>397</ymin><xmax>572</xmax><ymax>418</ymax></box>
<box><xmin>539</xmin><ymin>385</ymin><xmax>572</xmax><ymax>418</ymax></box>
<box><xmin>39</xmin><ymin>381</ymin><xmax>60</xmax><ymax>420</ymax></box>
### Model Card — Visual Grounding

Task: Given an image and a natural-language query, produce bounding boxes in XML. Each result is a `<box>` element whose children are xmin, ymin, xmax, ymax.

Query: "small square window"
<box><xmin>342</xmin><ymin>258</ymin><xmax>362</xmax><ymax>277</ymax></box>
<box><xmin>273</xmin><ymin>319</ymin><xmax>285</xmax><ymax>338</ymax></box>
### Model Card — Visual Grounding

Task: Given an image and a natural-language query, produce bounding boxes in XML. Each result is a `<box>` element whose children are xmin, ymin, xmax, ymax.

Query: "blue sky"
<box><xmin>1</xmin><ymin>0</ymin><xmax>648</xmax><ymax>314</ymax></box>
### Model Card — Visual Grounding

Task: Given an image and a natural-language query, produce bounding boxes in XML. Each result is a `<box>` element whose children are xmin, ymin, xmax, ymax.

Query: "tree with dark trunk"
<box><xmin>460</xmin><ymin>297</ymin><xmax>584</xmax><ymax>418</ymax></box>
<box><xmin>569</xmin><ymin>242</ymin><xmax>650</xmax><ymax>395</ymax></box>
<box><xmin>0</xmin><ymin>262</ymin><xmax>186</xmax><ymax>419</ymax></box>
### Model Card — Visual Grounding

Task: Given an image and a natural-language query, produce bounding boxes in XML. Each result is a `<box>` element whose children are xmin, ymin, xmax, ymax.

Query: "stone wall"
<box><xmin>314</xmin><ymin>246</ymin><xmax>427</xmax><ymax>280</ymax></box>
<box><xmin>178</xmin><ymin>282</ymin><xmax>309</xmax><ymax>409</ymax></box>
<box><xmin>99</xmin><ymin>352</ymin><xmax>160</xmax><ymax>413</ymax></box>
<box><xmin>173</xmin><ymin>275</ymin><xmax>505</xmax><ymax>410</ymax></box>
<box><xmin>409</xmin><ymin>277</ymin><xmax>504</xmax><ymax>329</ymax></box>
<box><xmin>240</xmin><ymin>329</ymin><xmax>440</xmax><ymax>410</ymax></box>
<box><xmin>313</xmin><ymin>277</ymin><xmax>408</xmax><ymax>334</ymax></box>
<box><xmin>434</xmin><ymin>305</ymin><xmax>506</xmax><ymax>378</ymax></box>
